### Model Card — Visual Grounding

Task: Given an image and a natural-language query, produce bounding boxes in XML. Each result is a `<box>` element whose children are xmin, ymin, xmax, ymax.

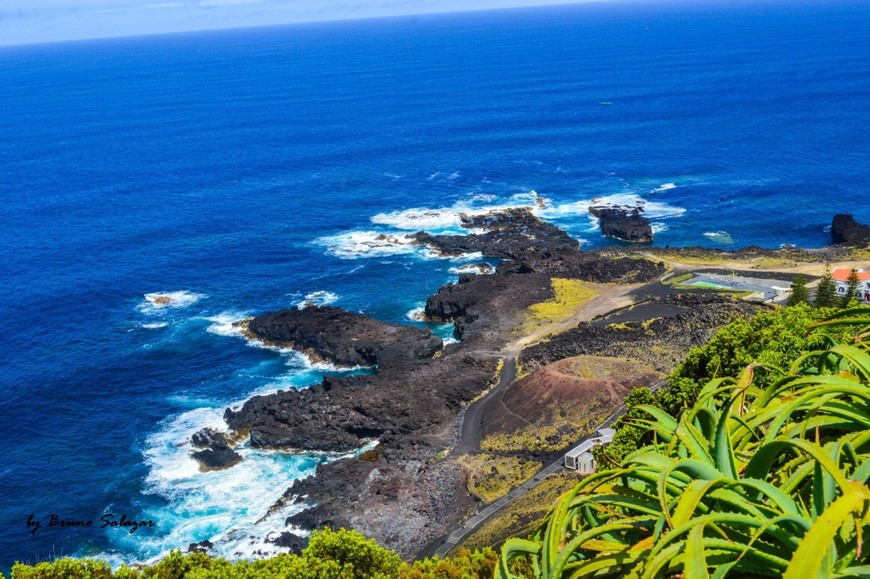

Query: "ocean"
<box><xmin>1</xmin><ymin>0</ymin><xmax>868</xmax><ymax>569</ymax></box>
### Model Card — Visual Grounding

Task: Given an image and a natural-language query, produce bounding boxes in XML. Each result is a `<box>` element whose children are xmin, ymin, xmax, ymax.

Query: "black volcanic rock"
<box><xmin>188</xmin><ymin>540</ymin><xmax>213</xmax><ymax>553</ymax></box>
<box><xmin>269</xmin><ymin>531</ymin><xmax>307</xmax><ymax>555</ymax></box>
<box><xmin>225</xmin><ymin>353</ymin><xmax>497</xmax><ymax>453</ymax></box>
<box><xmin>589</xmin><ymin>205</ymin><xmax>653</xmax><ymax>243</ymax></box>
<box><xmin>831</xmin><ymin>214</ymin><xmax>870</xmax><ymax>247</ymax></box>
<box><xmin>211</xmin><ymin>207</ymin><xmax>671</xmax><ymax>558</ymax></box>
<box><xmin>425</xmin><ymin>251</ymin><xmax>665</xmax><ymax>328</ymax></box>
<box><xmin>519</xmin><ymin>294</ymin><xmax>766</xmax><ymax>374</ymax></box>
<box><xmin>411</xmin><ymin>207</ymin><xmax>579</xmax><ymax>259</ymax></box>
<box><xmin>190</xmin><ymin>428</ymin><xmax>242</xmax><ymax>471</ymax></box>
<box><xmin>246</xmin><ymin>306</ymin><xmax>442</xmax><ymax>368</ymax></box>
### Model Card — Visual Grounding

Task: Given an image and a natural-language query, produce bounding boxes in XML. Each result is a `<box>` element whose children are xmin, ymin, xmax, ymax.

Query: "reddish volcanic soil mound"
<box><xmin>481</xmin><ymin>356</ymin><xmax>661</xmax><ymax>451</ymax></box>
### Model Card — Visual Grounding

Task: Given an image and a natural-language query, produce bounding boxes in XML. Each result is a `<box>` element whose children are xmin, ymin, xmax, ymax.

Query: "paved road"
<box><xmin>452</xmin><ymin>356</ymin><xmax>518</xmax><ymax>455</ymax></box>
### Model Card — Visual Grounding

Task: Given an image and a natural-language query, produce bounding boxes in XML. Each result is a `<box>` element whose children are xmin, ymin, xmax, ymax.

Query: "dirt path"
<box><xmin>509</xmin><ymin>281</ymin><xmax>644</xmax><ymax>354</ymax></box>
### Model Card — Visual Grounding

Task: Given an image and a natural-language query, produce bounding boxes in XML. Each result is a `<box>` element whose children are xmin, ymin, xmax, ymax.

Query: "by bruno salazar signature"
<box><xmin>26</xmin><ymin>513</ymin><xmax>156</xmax><ymax>535</ymax></box>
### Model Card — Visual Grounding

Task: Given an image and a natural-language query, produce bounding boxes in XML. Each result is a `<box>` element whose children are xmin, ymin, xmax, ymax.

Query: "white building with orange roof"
<box><xmin>832</xmin><ymin>268</ymin><xmax>870</xmax><ymax>302</ymax></box>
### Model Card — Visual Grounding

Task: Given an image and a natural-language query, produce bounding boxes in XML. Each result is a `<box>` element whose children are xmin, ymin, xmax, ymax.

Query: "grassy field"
<box><xmin>458</xmin><ymin>454</ymin><xmax>542</xmax><ymax>503</ymax></box>
<box><xmin>521</xmin><ymin>278</ymin><xmax>597</xmax><ymax>332</ymax></box>
<box><xmin>456</xmin><ymin>471</ymin><xmax>583</xmax><ymax>554</ymax></box>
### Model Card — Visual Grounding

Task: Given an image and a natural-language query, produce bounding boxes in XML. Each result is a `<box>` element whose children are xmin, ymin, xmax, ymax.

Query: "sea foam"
<box><xmin>540</xmin><ymin>193</ymin><xmax>686</xmax><ymax>220</ymax></box>
<box><xmin>319</xmin><ymin>189</ymin><xmax>684</xmax><ymax>261</ymax></box>
<box><xmin>296</xmin><ymin>290</ymin><xmax>339</xmax><ymax>309</ymax></box>
<box><xmin>138</xmin><ymin>291</ymin><xmax>206</xmax><ymax>314</ymax></box>
<box><xmin>406</xmin><ymin>306</ymin><xmax>426</xmax><ymax>321</ymax></box>
<box><xmin>313</xmin><ymin>230</ymin><xmax>424</xmax><ymax>259</ymax></box>
<box><xmin>136</xmin><ymin>406</ymin><xmax>323</xmax><ymax>563</ymax></box>
<box><xmin>704</xmin><ymin>231</ymin><xmax>735</xmax><ymax>244</ymax></box>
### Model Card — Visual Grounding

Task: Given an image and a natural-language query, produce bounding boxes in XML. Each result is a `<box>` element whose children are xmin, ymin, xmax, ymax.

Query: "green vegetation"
<box><xmin>523</xmin><ymin>279</ymin><xmax>596</xmax><ymax>331</ymax></box>
<box><xmin>459</xmin><ymin>454</ymin><xmax>542</xmax><ymax>502</ymax></box>
<box><xmin>662</xmin><ymin>272</ymin><xmax>693</xmax><ymax>286</ymax></box>
<box><xmin>601</xmin><ymin>303</ymin><xmax>831</xmax><ymax>465</ymax></box>
<box><xmin>499</xmin><ymin>308</ymin><xmax>870</xmax><ymax>577</ymax></box>
<box><xmin>815</xmin><ymin>263</ymin><xmax>837</xmax><ymax>308</ymax></box>
<box><xmin>8</xmin><ymin>528</ymin><xmax>496</xmax><ymax>579</ymax></box>
<box><xmin>787</xmin><ymin>274</ymin><xmax>809</xmax><ymax>305</ymax></box>
<box><xmin>401</xmin><ymin>549</ymin><xmax>498</xmax><ymax>579</ymax></box>
<box><xmin>843</xmin><ymin>268</ymin><xmax>861</xmax><ymax>308</ymax></box>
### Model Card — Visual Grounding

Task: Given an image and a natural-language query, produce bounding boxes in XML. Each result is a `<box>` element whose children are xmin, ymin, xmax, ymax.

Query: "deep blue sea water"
<box><xmin>1</xmin><ymin>0</ymin><xmax>869</xmax><ymax>569</ymax></box>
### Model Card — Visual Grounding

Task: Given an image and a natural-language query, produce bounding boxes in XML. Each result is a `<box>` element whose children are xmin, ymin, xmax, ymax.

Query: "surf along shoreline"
<box><xmin>185</xmin><ymin>209</ymin><xmax>870</xmax><ymax>560</ymax></box>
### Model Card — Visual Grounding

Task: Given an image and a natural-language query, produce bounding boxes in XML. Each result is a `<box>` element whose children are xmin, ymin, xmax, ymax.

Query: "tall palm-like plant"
<box><xmin>500</xmin><ymin>310</ymin><xmax>870</xmax><ymax>578</ymax></box>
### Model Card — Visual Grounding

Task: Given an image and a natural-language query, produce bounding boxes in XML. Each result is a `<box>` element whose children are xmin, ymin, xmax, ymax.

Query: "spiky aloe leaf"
<box><xmin>783</xmin><ymin>481</ymin><xmax>870</xmax><ymax>579</ymax></box>
<box><xmin>684</xmin><ymin>524</ymin><xmax>711</xmax><ymax>579</ymax></box>
<box><xmin>498</xmin><ymin>538</ymin><xmax>540</xmax><ymax>579</ymax></box>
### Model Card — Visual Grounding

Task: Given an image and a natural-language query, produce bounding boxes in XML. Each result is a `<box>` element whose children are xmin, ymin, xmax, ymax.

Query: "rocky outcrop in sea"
<box><xmin>589</xmin><ymin>205</ymin><xmax>653</xmax><ymax>243</ymax></box>
<box><xmin>831</xmin><ymin>213</ymin><xmax>870</xmax><ymax>247</ymax></box>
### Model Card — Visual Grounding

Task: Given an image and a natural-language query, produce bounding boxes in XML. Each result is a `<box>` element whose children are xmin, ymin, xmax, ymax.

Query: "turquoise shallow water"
<box><xmin>1</xmin><ymin>0</ymin><xmax>868</xmax><ymax>568</ymax></box>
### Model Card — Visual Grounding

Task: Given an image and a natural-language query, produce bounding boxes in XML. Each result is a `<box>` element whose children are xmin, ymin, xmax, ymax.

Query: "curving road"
<box><xmin>452</xmin><ymin>356</ymin><xmax>518</xmax><ymax>455</ymax></box>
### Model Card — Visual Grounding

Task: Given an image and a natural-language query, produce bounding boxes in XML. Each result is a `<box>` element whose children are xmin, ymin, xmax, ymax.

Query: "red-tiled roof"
<box><xmin>832</xmin><ymin>268</ymin><xmax>870</xmax><ymax>282</ymax></box>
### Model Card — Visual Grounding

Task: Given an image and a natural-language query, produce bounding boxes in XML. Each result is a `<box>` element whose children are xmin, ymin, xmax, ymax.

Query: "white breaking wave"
<box><xmin>653</xmin><ymin>182</ymin><xmax>677</xmax><ymax>192</ymax></box>
<box><xmin>296</xmin><ymin>290</ymin><xmax>339</xmax><ymax>309</ymax></box>
<box><xmin>139</xmin><ymin>291</ymin><xmax>206</xmax><ymax>314</ymax></box>
<box><xmin>313</xmin><ymin>230</ymin><xmax>425</xmax><ymax>259</ymax></box>
<box><xmin>370</xmin><ymin>191</ymin><xmax>542</xmax><ymax>234</ymax></box>
<box><xmin>204</xmin><ymin>312</ymin><xmax>253</xmax><ymax>339</ymax></box>
<box><xmin>132</xmin><ymin>391</ymin><xmax>382</xmax><ymax>566</ymax></box>
<box><xmin>448</xmin><ymin>263</ymin><xmax>495</xmax><ymax>275</ymax></box>
<box><xmin>704</xmin><ymin>231</ymin><xmax>735</xmax><ymax>245</ymax></box>
<box><xmin>540</xmin><ymin>193</ymin><xmax>686</xmax><ymax>221</ymax></box>
<box><xmin>318</xmin><ymin>189</ymin><xmax>685</xmax><ymax>260</ymax></box>
<box><xmin>134</xmin><ymin>406</ymin><xmax>320</xmax><ymax>564</ymax></box>
<box><xmin>651</xmin><ymin>223</ymin><xmax>669</xmax><ymax>234</ymax></box>
<box><xmin>141</xmin><ymin>322</ymin><xmax>169</xmax><ymax>330</ymax></box>
<box><xmin>406</xmin><ymin>306</ymin><xmax>426</xmax><ymax>321</ymax></box>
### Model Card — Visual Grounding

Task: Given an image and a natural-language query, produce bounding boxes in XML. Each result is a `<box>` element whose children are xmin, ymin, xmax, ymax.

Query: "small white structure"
<box><xmin>564</xmin><ymin>428</ymin><xmax>615</xmax><ymax>473</ymax></box>
<box><xmin>597</xmin><ymin>427</ymin><xmax>615</xmax><ymax>439</ymax></box>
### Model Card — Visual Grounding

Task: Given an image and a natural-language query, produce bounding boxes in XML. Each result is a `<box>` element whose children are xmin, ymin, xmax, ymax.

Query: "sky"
<box><xmin>0</xmin><ymin>0</ymin><xmax>615</xmax><ymax>46</ymax></box>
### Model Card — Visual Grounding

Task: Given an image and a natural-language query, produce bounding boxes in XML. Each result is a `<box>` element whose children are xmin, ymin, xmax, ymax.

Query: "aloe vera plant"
<box><xmin>500</xmin><ymin>311</ymin><xmax>870</xmax><ymax>578</ymax></box>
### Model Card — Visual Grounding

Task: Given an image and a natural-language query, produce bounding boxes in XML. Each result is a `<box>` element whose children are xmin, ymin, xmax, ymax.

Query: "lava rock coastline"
<box><xmin>203</xmin><ymin>207</ymin><xmax>821</xmax><ymax>558</ymax></box>
<box><xmin>244</xmin><ymin>306</ymin><xmax>443</xmax><ymax>369</ymax></box>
